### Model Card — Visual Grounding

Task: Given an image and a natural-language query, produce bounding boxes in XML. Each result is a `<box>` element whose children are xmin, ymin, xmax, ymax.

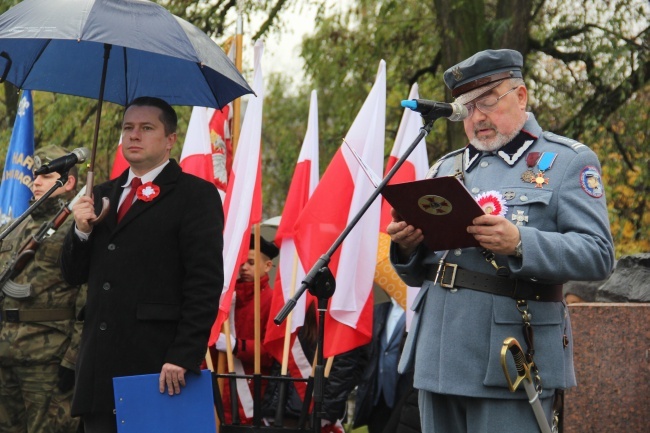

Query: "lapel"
<box><xmin>112</xmin><ymin>160</ymin><xmax>181</xmax><ymax>232</ymax></box>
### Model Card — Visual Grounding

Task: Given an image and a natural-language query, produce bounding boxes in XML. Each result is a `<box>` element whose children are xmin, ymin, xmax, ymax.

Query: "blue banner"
<box><xmin>0</xmin><ymin>90</ymin><xmax>35</xmax><ymax>225</ymax></box>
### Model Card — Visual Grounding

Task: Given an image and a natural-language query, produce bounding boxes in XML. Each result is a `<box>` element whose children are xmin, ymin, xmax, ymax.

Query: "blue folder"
<box><xmin>113</xmin><ymin>369</ymin><xmax>216</xmax><ymax>433</ymax></box>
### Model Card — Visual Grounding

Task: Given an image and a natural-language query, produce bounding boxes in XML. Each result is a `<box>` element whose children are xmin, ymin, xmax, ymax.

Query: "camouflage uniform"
<box><xmin>0</xmin><ymin>146</ymin><xmax>84</xmax><ymax>433</ymax></box>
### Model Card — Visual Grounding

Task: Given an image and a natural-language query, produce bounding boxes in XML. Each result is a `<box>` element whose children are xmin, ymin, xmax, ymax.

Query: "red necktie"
<box><xmin>116</xmin><ymin>177</ymin><xmax>142</xmax><ymax>222</ymax></box>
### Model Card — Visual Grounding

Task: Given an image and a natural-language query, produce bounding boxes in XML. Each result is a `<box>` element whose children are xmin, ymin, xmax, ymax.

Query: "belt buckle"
<box><xmin>4</xmin><ymin>309</ymin><xmax>20</xmax><ymax>323</ymax></box>
<box><xmin>440</xmin><ymin>263</ymin><xmax>458</xmax><ymax>289</ymax></box>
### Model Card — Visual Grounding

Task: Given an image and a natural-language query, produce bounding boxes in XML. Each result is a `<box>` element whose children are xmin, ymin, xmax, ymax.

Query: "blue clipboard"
<box><xmin>113</xmin><ymin>369</ymin><xmax>216</xmax><ymax>433</ymax></box>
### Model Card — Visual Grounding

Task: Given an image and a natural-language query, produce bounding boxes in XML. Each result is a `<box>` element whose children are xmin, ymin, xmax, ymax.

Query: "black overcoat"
<box><xmin>61</xmin><ymin>160</ymin><xmax>224</xmax><ymax>415</ymax></box>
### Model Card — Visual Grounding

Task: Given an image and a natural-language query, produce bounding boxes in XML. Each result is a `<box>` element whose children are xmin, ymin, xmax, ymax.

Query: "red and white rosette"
<box><xmin>475</xmin><ymin>191</ymin><xmax>508</xmax><ymax>216</ymax></box>
<box><xmin>136</xmin><ymin>182</ymin><xmax>160</xmax><ymax>202</ymax></box>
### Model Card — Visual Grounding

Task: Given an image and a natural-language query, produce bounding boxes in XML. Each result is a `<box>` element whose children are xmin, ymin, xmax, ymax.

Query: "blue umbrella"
<box><xmin>0</xmin><ymin>0</ymin><xmax>253</xmax><ymax>217</ymax></box>
<box><xmin>0</xmin><ymin>0</ymin><xmax>251</xmax><ymax>109</ymax></box>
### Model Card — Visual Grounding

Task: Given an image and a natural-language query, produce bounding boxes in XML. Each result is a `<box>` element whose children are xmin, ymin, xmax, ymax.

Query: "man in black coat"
<box><xmin>61</xmin><ymin>97</ymin><xmax>224</xmax><ymax>433</ymax></box>
<box><xmin>353</xmin><ymin>299</ymin><xmax>411</xmax><ymax>433</ymax></box>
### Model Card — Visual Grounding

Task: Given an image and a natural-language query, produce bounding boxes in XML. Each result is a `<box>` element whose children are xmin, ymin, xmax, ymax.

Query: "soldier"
<box><xmin>0</xmin><ymin>145</ymin><xmax>84</xmax><ymax>433</ymax></box>
<box><xmin>388</xmin><ymin>50</ymin><xmax>614</xmax><ymax>432</ymax></box>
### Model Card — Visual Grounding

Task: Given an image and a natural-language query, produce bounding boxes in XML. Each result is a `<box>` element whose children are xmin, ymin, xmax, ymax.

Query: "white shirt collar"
<box><xmin>121</xmin><ymin>160</ymin><xmax>170</xmax><ymax>187</ymax></box>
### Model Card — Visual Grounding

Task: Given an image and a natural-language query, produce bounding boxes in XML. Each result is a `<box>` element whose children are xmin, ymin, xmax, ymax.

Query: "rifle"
<box><xmin>0</xmin><ymin>187</ymin><xmax>86</xmax><ymax>299</ymax></box>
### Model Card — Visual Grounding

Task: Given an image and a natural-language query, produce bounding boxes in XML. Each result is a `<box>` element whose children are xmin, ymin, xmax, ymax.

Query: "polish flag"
<box><xmin>109</xmin><ymin>136</ymin><xmax>129</xmax><ymax>179</ymax></box>
<box><xmin>180</xmin><ymin>106</ymin><xmax>214</xmax><ymax>182</ymax></box>
<box><xmin>209</xmin><ymin>40</ymin><xmax>265</xmax><ymax>345</ymax></box>
<box><xmin>263</xmin><ymin>90</ymin><xmax>319</xmax><ymax>396</ymax></box>
<box><xmin>293</xmin><ymin>61</ymin><xmax>386</xmax><ymax>358</ymax></box>
<box><xmin>207</xmin><ymin>104</ymin><xmax>232</xmax><ymax>200</ymax></box>
<box><xmin>376</xmin><ymin>83</ymin><xmax>429</xmax><ymax>330</ymax></box>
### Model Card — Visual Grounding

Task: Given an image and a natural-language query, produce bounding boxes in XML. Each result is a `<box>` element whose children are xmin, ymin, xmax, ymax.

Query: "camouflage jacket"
<box><xmin>0</xmin><ymin>194</ymin><xmax>85</xmax><ymax>367</ymax></box>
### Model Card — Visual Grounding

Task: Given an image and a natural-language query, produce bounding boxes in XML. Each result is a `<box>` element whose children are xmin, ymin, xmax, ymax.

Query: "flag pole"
<box><xmin>216</xmin><ymin>1</ymin><xmax>244</xmax><ymax>411</ymax></box>
<box><xmin>231</xmin><ymin>4</ymin><xmax>244</xmax><ymax>154</ymax></box>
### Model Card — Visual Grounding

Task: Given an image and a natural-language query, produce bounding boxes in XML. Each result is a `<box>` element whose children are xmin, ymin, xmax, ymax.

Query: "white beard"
<box><xmin>469</xmin><ymin>117</ymin><xmax>526</xmax><ymax>152</ymax></box>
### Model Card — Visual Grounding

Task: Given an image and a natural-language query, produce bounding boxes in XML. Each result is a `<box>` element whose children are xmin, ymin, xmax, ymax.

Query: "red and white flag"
<box><xmin>377</xmin><ymin>83</ymin><xmax>429</xmax><ymax>329</ymax></box>
<box><xmin>208</xmin><ymin>104</ymin><xmax>232</xmax><ymax>200</ymax></box>
<box><xmin>263</xmin><ymin>90</ymin><xmax>319</xmax><ymax>395</ymax></box>
<box><xmin>180</xmin><ymin>106</ymin><xmax>214</xmax><ymax>182</ymax></box>
<box><xmin>293</xmin><ymin>61</ymin><xmax>386</xmax><ymax>358</ymax></box>
<box><xmin>209</xmin><ymin>40</ymin><xmax>265</xmax><ymax>345</ymax></box>
<box><xmin>109</xmin><ymin>136</ymin><xmax>129</xmax><ymax>179</ymax></box>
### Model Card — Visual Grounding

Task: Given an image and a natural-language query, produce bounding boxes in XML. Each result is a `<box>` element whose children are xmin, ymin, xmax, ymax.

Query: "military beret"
<box><xmin>250</xmin><ymin>234</ymin><xmax>279</xmax><ymax>260</ymax></box>
<box><xmin>33</xmin><ymin>144</ymin><xmax>70</xmax><ymax>172</ymax></box>
<box><xmin>443</xmin><ymin>49</ymin><xmax>524</xmax><ymax>105</ymax></box>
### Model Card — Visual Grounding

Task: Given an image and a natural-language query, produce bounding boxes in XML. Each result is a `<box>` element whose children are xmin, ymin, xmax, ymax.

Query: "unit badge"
<box><xmin>580</xmin><ymin>166</ymin><xmax>604</xmax><ymax>198</ymax></box>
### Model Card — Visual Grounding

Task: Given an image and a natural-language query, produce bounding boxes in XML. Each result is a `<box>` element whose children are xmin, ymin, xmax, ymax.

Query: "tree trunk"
<box><xmin>433</xmin><ymin>0</ymin><xmax>534</xmax><ymax>152</ymax></box>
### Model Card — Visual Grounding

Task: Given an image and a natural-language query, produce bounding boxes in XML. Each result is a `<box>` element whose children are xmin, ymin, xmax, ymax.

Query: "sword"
<box><xmin>501</xmin><ymin>337</ymin><xmax>553</xmax><ymax>433</ymax></box>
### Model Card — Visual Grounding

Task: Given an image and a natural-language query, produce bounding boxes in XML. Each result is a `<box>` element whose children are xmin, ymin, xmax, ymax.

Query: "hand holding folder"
<box><xmin>113</xmin><ymin>369</ymin><xmax>216</xmax><ymax>433</ymax></box>
<box><xmin>381</xmin><ymin>176</ymin><xmax>485</xmax><ymax>251</ymax></box>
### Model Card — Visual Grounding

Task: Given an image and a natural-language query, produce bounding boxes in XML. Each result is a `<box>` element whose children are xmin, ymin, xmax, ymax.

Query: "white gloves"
<box><xmin>215</xmin><ymin>333</ymin><xmax>237</xmax><ymax>352</ymax></box>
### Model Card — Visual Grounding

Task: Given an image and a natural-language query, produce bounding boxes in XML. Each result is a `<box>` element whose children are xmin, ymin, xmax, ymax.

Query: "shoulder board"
<box><xmin>426</xmin><ymin>148</ymin><xmax>464</xmax><ymax>179</ymax></box>
<box><xmin>543</xmin><ymin>131</ymin><xmax>588</xmax><ymax>153</ymax></box>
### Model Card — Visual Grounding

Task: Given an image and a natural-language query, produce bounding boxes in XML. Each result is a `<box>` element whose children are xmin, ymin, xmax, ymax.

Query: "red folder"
<box><xmin>381</xmin><ymin>176</ymin><xmax>484</xmax><ymax>251</ymax></box>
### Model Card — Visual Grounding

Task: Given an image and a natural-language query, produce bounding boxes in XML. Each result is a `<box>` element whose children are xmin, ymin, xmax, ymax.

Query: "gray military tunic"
<box><xmin>393</xmin><ymin>113</ymin><xmax>614</xmax><ymax>400</ymax></box>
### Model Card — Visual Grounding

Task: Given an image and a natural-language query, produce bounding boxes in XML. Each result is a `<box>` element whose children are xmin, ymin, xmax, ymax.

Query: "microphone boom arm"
<box><xmin>274</xmin><ymin>114</ymin><xmax>439</xmax><ymax>325</ymax></box>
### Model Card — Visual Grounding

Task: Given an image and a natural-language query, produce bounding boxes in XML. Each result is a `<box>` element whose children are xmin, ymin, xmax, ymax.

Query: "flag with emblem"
<box><xmin>0</xmin><ymin>90</ymin><xmax>35</xmax><ymax>225</ymax></box>
<box><xmin>293</xmin><ymin>61</ymin><xmax>386</xmax><ymax>357</ymax></box>
<box><xmin>375</xmin><ymin>82</ymin><xmax>428</xmax><ymax>328</ymax></box>
<box><xmin>208</xmin><ymin>104</ymin><xmax>232</xmax><ymax>200</ymax></box>
<box><xmin>263</xmin><ymin>90</ymin><xmax>319</xmax><ymax>396</ymax></box>
<box><xmin>210</xmin><ymin>40</ymin><xmax>265</xmax><ymax>345</ymax></box>
<box><xmin>179</xmin><ymin>106</ymin><xmax>214</xmax><ymax>182</ymax></box>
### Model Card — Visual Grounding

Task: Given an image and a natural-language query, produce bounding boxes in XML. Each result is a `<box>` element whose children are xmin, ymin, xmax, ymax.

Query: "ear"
<box><xmin>166</xmin><ymin>132</ymin><xmax>177</xmax><ymax>150</ymax></box>
<box><xmin>263</xmin><ymin>259</ymin><xmax>273</xmax><ymax>274</ymax></box>
<box><xmin>63</xmin><ymin>175</ymin><xmax>76</xmax><ymax>192</ymax></box>
<box><xmin>517</xmin><ymin>85</ymin><xmax>528</xmax><ymax>110</ymax></box>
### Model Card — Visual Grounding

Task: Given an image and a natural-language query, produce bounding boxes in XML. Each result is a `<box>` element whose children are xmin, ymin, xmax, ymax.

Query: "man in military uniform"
<box><xmin>0</xmin><ymin>145</ymin><xmax>84</xmax><ymax>433</ymax></box>
<box><xmin>388</xmin><ymin>50</ymin><xmax>614</xmax><ymax>432</ymax></box>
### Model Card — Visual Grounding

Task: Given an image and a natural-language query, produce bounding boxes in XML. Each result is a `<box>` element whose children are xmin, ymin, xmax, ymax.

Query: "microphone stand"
<box><xmin>274</xmin><ymin>107</ymin><xmax>450</xmax><ymax>433</ymax></box>
<box><xmin>0</xmin><ymin>172</ymin><xmax>68</xmax><ymax>242</ymax></box>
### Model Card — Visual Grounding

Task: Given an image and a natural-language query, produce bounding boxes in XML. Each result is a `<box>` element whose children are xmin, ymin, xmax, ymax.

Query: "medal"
<box><xmin>529</xmin><ymin>152</ymin><xmax>557</xmax><ymax>188</ymax></box>
<box><xmin>521</xmin><ymin>152</ymin><xmax>541</xmax><ymax>183</ymax></box>
<box><xmin>521</xmin><ymin>170</ymin><xmax>535</xmax><ymax>183</ymax></box>
<box><xmin>532</xmin><ymin>171</ymin><xmax>549</xmax><ymax>188</ymax></box>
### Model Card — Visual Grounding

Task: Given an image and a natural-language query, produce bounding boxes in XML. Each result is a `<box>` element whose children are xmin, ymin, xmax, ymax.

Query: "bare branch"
<box><xmin>252</xmin><ymin>0</ymin><xmax>291</xmax><ymax>41</ymax></box>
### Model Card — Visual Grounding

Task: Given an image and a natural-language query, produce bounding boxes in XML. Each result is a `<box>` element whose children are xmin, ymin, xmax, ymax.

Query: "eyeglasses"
<box><xmin>464</xmin><ymin>86</ymin><xmax>519</xmax><ymax>118</ymax></box>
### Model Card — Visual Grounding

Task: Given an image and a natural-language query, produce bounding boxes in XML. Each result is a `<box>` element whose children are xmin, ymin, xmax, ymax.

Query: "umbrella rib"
<box><xmin>121</xmin><ymin>46</ymin><xmax>128</xmax><ymax>105</ymax></box>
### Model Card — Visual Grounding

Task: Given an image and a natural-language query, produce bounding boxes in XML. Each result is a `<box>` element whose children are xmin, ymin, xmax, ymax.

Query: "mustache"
<box><xmin>473</xmin><ymin>121</ymin><xmax>495</xmax><ymax>134</ymax></box>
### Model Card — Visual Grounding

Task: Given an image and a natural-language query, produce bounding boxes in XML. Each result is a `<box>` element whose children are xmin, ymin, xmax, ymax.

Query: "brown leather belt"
<box><xmin>426</xmin><ymin>264</ymin><xmax>563</xmax><ymax>302</ymax></box>
<box><xmin>1</xmin><ymin>308</ymin><xmax>76</xmax><ymax>323</ymax></box>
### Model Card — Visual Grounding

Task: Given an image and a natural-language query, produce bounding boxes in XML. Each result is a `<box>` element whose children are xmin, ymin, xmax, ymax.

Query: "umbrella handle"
<box><xmin>85</xmin><ymin>171</ymin><xmax>110</xmax><ymax>225</ymax></box>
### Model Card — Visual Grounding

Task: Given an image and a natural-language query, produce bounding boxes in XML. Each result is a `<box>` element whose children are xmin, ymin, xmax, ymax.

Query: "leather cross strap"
<box><xmin>1</xmin><ymin>308</ymin><xmax>76</xmax><ymax>322</ymax></box>
<box><xmin>426</xmin><ymin>264</ymin><xmax>563</xmax><ymax>302</ymax></box>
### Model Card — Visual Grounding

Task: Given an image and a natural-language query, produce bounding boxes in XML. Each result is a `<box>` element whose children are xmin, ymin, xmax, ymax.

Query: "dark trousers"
<box><xmin>368</xmin><ymin>395</ymin><xmax>392</xmax><ymax>433</ymax></box>
<box><xmin>82</xmin><ymin>412</ymin><xmax>117</xmax><ymax>433</ymax></box>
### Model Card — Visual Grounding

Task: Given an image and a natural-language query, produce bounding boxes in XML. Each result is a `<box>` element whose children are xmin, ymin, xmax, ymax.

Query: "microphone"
<box><xmin>401</xmin><ymin>99</ymin><xmax>468</xmax><ymax>121</ymax></box>
<box><xmin>34</xmin><ymin>147</ymin><xmax>90</xmax><ymax>175</ymax></box>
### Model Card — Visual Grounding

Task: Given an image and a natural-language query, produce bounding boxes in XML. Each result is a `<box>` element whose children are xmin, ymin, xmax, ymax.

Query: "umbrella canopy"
<box><xmin>0</xmin><ymin>0</ymin><xmax>252</xmax><ymax>109</ymax></box>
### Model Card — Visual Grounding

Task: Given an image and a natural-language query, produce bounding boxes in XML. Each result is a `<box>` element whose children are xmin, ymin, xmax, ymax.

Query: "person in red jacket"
<box><xmin>216</xmin><ymin>234</ymin><xmax>278</xmax><ymax>424</ymax></box>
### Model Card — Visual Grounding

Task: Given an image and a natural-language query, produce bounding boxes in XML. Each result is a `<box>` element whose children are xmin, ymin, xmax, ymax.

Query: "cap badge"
<box><xmin>452</xmin><ymin>66</ymin><xmax>463</xmax><ymax>81</ymax></box>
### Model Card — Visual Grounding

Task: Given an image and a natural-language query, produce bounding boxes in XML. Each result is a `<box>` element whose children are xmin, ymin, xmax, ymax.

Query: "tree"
<box><xmin>259</xmin><ymin>0</ymin><xmax>649</xmax><ymax>254</ymax></box>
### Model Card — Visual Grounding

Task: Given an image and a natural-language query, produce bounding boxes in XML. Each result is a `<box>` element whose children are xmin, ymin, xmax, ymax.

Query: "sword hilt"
<box><xmin>500</xmin><ymin>337</ymin><xmax>533</xmax><ymax>392</ymax></box>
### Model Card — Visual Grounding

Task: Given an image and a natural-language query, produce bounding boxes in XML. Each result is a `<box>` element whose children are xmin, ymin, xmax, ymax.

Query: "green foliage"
<box><xmin>0</xmin><ymin>0</ymin><xmax>646</xmax><ymax>255</ymax></box>
<box><xmin>261</xmin><ymin>0</ymin><xmax>650</xmax><ymax>255</ymax></box>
